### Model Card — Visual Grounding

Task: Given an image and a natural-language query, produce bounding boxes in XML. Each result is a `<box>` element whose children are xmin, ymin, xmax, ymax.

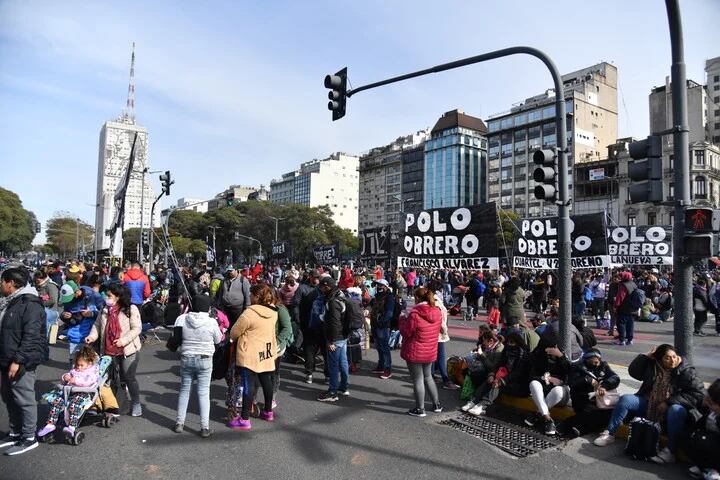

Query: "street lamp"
<box><xmin>139</xmin><ymin>168</ymin><xmax>163</xmax><ymax>262</ymax></box>
<box><xmin>234</xmin><ymin>233</ymin><xmax>263</xmax><ymax>260</ymax></box>
<box><xmin>267</xmin><ymin>216</ymin><xmax>286</xmax><ymax>241</ymax></box>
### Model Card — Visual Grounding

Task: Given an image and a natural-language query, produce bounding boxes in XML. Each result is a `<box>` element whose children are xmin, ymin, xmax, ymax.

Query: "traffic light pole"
<box><xmin>666</xmin><ymin>0</ymin><xmax>693</xmax><ymax>363</ymax></box>
<box><xmin>338</xmin><ymin>46</ymin><xmax>573</xmax><ymax>357</ymax></box>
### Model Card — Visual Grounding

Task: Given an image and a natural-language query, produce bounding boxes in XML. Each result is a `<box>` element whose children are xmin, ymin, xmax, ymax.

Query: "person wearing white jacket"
<box><xmin>170</xmin><ymin>295</ymin><xmax>221</xmax><ymax>438</ymax></box>
<box><xmin>429</xmin><ymin>282</ymin><xmax>458</xmax><ymax>390</ymax></box>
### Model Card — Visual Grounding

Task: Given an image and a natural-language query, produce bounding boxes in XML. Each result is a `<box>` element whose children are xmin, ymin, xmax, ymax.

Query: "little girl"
<box><xmin>38</xmin><ymin>346</ymin><xmax>100</xmax><ymax>437</ymax></box>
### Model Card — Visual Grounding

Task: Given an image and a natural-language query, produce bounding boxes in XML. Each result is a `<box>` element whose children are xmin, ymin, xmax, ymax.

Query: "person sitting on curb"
<box><xmin>594</xmin><ymin>344</ymin><xmax>705</xmax><ymax>464</ymax></box>
<box><xmin>684</xmin><ymin>378</ymin><xmax>720</xmax><ymax>479</ymax></box>
<box><xmin>524</xmin><ymin>345</ymin><xmax>572</xmax><ymax>436</ymax></box>
<box><xmin>558</xmin><ymin>348</ymin><xmax>621</xmax><ymax>438</ymax></box>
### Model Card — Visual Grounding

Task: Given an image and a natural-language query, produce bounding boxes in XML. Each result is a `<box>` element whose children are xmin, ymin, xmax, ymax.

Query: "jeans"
<box><xmin>617</xmin><ymin>314</ymin><xmax>635</xmax><ymax>342</ymax></box>
<box><xmin>373</xmin><ymin>327</ymin><xmax>392</xmax><ymax>370</ymax></box>
<box><xmin>45</xmin><ymin>308</ymin><xmax>58</xmax><ymax>341</ymax></box>
<box><xmin>659</xmin><ymin>310</ymin><xmax>672</xmax><ymax>322</ymax></box>
<box><xmin>69</xmin><ymin>341</ymin><xmax>82</xmax><ymax>364</ymax></box>
<box><xmin>432</xmin><ymin>342</ymin><xmax>449</xmax><ymax>382</ymax></box>
<box><xmin>407</xmin><ymin>362</ymin><xmax>439</xmax><ymax>410</ymax></box>
<box><xmin>0</xmin><ymin>370</ymin><xmax>37</xmax><ymax>440</ymax></box>
<box><xmin>326</xmin><ymin>339</ymin><xmax>349</xmax><ymax>393</ymax></box>
<box><xmin>176</xmin><ymin>355</ymin><xmax>212</xmax><ymax>429</ymax></box>
<box><xmin>643</xmin><ymin>313</ymin><xmax>660</xmax><ymax>322</ymax></box>
<box><xmin>607</xmin><ymin>394</ymin><xmax>688</xmax><ymax>453</ymax></box>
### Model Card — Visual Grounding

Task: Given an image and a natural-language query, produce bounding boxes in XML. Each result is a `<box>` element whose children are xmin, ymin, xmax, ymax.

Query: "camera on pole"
<box><xmin>628</xmin><ymin>135</ymin><xmax>663</xmax><ymax>203</ymax></box>
<box><xmin>532</xmin><ymin>148</ymin><xmax>558</xmax><ymax>202</ymax></box>
<box><xmin>324</xmin><ymin>67</ymin><xmax>348</xmax><ymax>121</ymax></box>
<box><xmin>159</xmin><ymin>171</ymin><xmax>173</xmax><ymax>196</ymax></box>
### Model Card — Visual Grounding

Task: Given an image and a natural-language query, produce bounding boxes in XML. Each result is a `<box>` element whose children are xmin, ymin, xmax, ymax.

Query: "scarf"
<box><xmin>646</xmin><ymin>366</ymin><xmax>672</xmax><ymax>422</ymax></box>
<box><xmin>104</xmin><ymin>306</ymin><xmax>125</xmax><ymax>356</ymax></box>
<box><xmin>0</xmin><ymin>287</ymin><xmax>26</xmax><ymax>331</ymax></box>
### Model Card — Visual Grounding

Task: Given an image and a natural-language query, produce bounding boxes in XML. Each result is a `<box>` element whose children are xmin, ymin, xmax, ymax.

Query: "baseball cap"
<box><xmin>225</xmin><ymin>265</ymin><xmax>236</xmax><ymax>272</ymax></box>
<box><xmin>318</xmin><ymin>276</ymin><xmax>337</xmax><ymax>289</ymax></box>
<box><xmin>60</xmin><ymin>281</ymin><xmax>79</xmax><ymax>304</ymax></box>
<box><xmin>374</xmin><ymin>279</ymin><xmax>389</xmax><ymax>288</ymax></box>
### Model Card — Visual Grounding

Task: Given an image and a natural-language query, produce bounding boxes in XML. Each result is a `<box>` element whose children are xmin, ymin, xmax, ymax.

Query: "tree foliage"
<box><xmin>496</xmin><ymin>209</ymin><xmax>520</xmax><ymax>254</ymax></box>
<box><xmin>46</xmin><ymin>213</ymin><xmax>94</xmax><ymax>258</ymax></box>
<box><xmin>0</xmin><ymin>187</ymin><xmax>36</xmax><ymax>255</ymax></box>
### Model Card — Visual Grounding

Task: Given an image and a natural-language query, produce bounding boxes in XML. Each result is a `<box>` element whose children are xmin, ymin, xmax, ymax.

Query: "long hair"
<box><xmin>413</xmin><ymin>287</ymin><xmax>435</xmax><ymax>307</ymax></box>
<box><xmin>250</xmin><ymin>284</ymin><xmax>274</xmax><ymax>307</ymax></box>
<box><xmin>653</xmin><ymin>343</ymin><xmax>677</xmax><ymax>363</ymax></box>
<box><xmin>107</xmin><ymin>282</ymin><xmax>132</xmax><ymax>318</ymax></box>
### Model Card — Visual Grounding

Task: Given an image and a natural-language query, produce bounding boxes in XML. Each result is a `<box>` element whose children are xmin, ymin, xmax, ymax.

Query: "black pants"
<box><xmin>694</xmin><ymin>310</ymin><xmax>708</xmax><ymax>333</ymax></box>
<box><xmin>241</xmin><ymin>369</ymin><xmax>273</xmax><ymax>420</ymax></box>
<box><xmin>302</xmin><ymin>330</ymin><xmax>327</xmax><ymax>377</ymax></box>
<box><xmin>224</xmin><ymin>306</ymin><xmax>245</xmax><ymax>330</ymax></box>
<box><xmin>561</xmin><ymin>409</ymin><xmax>613</xmax><ymax>435</ymax></box>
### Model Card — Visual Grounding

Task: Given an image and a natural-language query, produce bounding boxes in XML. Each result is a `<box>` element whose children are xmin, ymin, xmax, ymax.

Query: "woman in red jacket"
<box><xmin>400</xmin><ymin>287</ymin><xmax>443</xmax><ymax>417</ymax></box>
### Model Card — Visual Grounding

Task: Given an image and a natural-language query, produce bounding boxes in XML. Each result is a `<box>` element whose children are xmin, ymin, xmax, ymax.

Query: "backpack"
<box><xmin>621</xmin><ymin>282</ymin><xmax>646</xmax><ymax>311</ymax></box>
<box><xmin>474</xmin><ymin>280</ymin><xmax>486</xmax><ymax>297</ymax></box>
<box><xmin>341</xmin><ymin>298</ymin><xmax>365</xmax><ymax>334</ymax></box>
<box><xmin>390</xmin><ymin>296</ymin><xmax>406</xmax><ymax>330</ymax></box>
<box><xmin>583</xmin><ymin>286</ymin><xmax>594</xmax><ymax>302</ymax></box>
<box><xmin>625</xmin><ymin>417</ymin><xmax>661</xmax><ymax>461</ymax></box>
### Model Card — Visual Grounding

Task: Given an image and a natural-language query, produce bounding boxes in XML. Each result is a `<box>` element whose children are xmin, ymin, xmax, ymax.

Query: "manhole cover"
<box><xmin>440</xmin><ymin>412</ymin><xmax>562</xmax><ymax>458</ymax></box>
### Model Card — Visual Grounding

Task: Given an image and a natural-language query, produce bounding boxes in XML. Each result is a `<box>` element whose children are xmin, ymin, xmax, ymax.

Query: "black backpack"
<box><xmin>341</xmin><ymin>298</ymin><xmax>365</xmax><ymax>336</ymax></box>
<box><xmin>390</xmin><ymin>296</ymin><xmax>406</xmax><ymax>330</ymax></box>
<box><xmin>625</xmin><ymin>417</ymin><xmax>661</xmax><ymax>461</ymax></box>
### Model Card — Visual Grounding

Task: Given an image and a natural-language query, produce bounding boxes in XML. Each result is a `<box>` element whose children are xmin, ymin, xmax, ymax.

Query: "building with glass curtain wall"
<box><xmin>424</xmin><ymin>109</ymin><xmax>488</xmax><ymax>209</ymax></box>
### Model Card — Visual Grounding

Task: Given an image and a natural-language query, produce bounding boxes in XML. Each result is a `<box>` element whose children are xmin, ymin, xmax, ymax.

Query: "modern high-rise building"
<box><xmin>358</xmin><ymin>130</ymin><xmax>429</xmax><ymax>232</ymax></box>
<box><xmin>269</xmin><ymin>153</ymin><xmax>359</xmax><ymax>233</ymax></box>
<box><xmin>485</xmin><ymin>62</ymin><xmax>618</xmax><ymax>216</ymax></box>
<box><xmin>706</xmin><ymin>56</ymin><xmax>720</xmax><ymax>144</ymax></box>
<box><xmin>400</xmin><ymin>143</ymin><xmax>425</xmax><ymax>216</ymax></box>
<box><xmin>94</xmin><ymin>44</ymin><xmax>156</xmax><ymax>252</ymax></box>
<box><xmin>424</xmin><ymin>110</ymin><xmax>487</xmax><ymax>209</ymax></box>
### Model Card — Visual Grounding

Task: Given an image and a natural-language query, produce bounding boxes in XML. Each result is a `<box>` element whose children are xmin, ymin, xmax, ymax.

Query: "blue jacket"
<box><xmin>63</xmin><ymin>287</ymin><xmax>99</xmax><ymax>344</ymax></box>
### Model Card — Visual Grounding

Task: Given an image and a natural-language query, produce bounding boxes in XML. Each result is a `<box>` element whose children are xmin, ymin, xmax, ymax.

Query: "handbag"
<box><xmin>595</xmin><ymin>389</ymin><xmax>620</xmax><ymax>409</ymax></box>
<box><xmin>625</xmin><ymin>417</ymin><xmax>661</xmax><ymax>461</ymax></box>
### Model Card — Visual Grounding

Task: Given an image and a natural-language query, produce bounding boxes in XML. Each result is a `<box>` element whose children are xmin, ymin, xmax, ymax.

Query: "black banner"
<box><xmin>359</xmin><ymin>227</ymin><xmax>390</xmax><ymax>261</ymax></box>
<box><xmin>513</xmin><ymin>213</ymin><xmax>609</xmax><ymax>270</ymax></box>
<box><xmin>272</xmin><ymin>241</ymin><xmax>291</xmax><ymax>258</ymax></box>
<box><xmin>397</xmin><ymin>204</ymin><xmax>499</xmax><ymax>270</ymax></box>
<box><xmin>313</xmin><ymin>243</ymin><xmax>339</xmax><ymax>265</ymax></box>
<box><xmin>607</xmin><ymin>226</ymin><xmax>672</xmax><ymax>266</ymax></box>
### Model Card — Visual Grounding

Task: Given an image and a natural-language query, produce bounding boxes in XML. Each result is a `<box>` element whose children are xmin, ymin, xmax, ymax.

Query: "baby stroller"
<box><xmin>39</xmin><ymin>356</ymin><xmax>116</xmax><ymax>445</ymax></box>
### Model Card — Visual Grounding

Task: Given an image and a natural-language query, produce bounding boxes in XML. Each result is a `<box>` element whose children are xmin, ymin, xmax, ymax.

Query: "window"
<box><xmin>628</xmin><ymin>215</ymin><xmax>636</xmax><ymax>226</ymax></box>
<box><xmin>647</xmin><ymin>212</ymin><xmax>656</xmax><ymax>225</ymax></box>
<box><xmin>669</xmin><ymin>182</ymin><xmax>674</xmax><ymax>199</ymax></box>
<box><xmin>695</xmin><ymin>176</ymin><xmax>707</xmax><ymax>197</ymax></box>
<box><xmin>715</xmin><ymin>85</ymin><xmax>720</xmax><ymax>91</ymax></box>
<box><xmin>528</xmin><ymin>110</ymin><xmax>542</xmax><ymax>122</ymax></box>
<box><xmin>669</xmin><ymin>155</ymin><xmax>674</xmax><ymax>170</ymax></box>
<box><xmin>715</xmin><ymin>75</ymin><xmax>720</xmax><ymax>82</ymax></box>
<box><xmin>695</xmin><ymin>150</ymin><xmax>706</xmax><ymax>166</ymax></box>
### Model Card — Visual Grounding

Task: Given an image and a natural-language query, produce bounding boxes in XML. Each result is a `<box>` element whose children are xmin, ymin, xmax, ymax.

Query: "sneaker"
<box><xmin>688</xmin><ymin>466</ymin><xmax>703</xmax><ymax>479</ymax></box>
<box><xmin>626</xmin><ymin>339</ymin><xmax>634</xmax><ymax>345</ymax></box>
<box><xmin>58</xmin><ymin>334</ymin><xmax>67</xmax><ymax>341</ymax></box>
<box><xmin>317</xmin><ymin>391</ymin><xmax>339</xmax><ymax>403</ymax></box>
<box><xmin>524</xmin><ymin>413</ymin><xmax>540</xmax><ymax>427</ymax></box>
<box><xmin>62</xmin><ymin>426</ymin><xmax>75</xmax><ymax>436</ymax></box>
<box><xmin>4</xmin><ymin>438</ymin><xmax>38</xmax><ymax>456</ymax></box>
<box><xmin>461</xmin><ymin>401</ymin><xmax>476</xmax><ymax>412</ymax></box>
<box><xmin>0</xmin><ymin>433</ymin><xmax>20</xmax><ymax>448</ymax></box>
<box><xmin>468</xmin><ymin>404</ymin><xmax>485</xmax><ymax>416</ymax></box>
<box><xmin>432</xmin><ymin>403</ymin><xmax>443</xmax><ymax>413</ymax></box>
<box><xmin>271</xmin><ymin>400</ymin><xmax>277</xmax><ymax>409</ymax></box>
<box><xmin>614</xmin><ymin>340</ymin><xmax>626</xmax><ymax>346</ymax></box>
<box><xmin>694</xmin><ymin>331</ymin><xmax>706</xmax><ymax>337</ymax></box>
<box><xmin>339</xmin><ymin>389</ymin><xmax>350</xmax><ymax>397</ymax></box>
<box><xmin>131</xmin><ymin>403</ymin><xmax>143</xmax><ymax>417</ymax></box>
<box><xmin>407</xmin><ymin>408</ymin><xmax>426</xmax><ymax>417</ymax></box>
<box><xmin>380</xmin><ymin>370</ymin><xmax>392</xmax><ymax>379</ymax></box>
<box><xmin>260</xmin><ymin>411</ymin><xmax>274</xmax><ymax>422</ymax></box>
<box><xmin>593</xmin><ymin>430</ymin><xmax>615</xmax><ymax>446</ymax></box>
<box><xmin>650</xmin><ymin>446</ymin><xmax>675</xmax><ymax>464</ymax></box>
<box><xmin>371</xmin><ymin>366</ymin><xmax>384</xmax><ymax>374</ymax></box>
<box><xmin>544</xmin><ymin>419</ymin><xmax>557</xmax><ymax>436</ymax></box>
<box><xmin>304</xmin><ymin>374</ymin><xmax>313</xmax><ymax>384</ymax></box>
<box><xmin>228</xmin><ymin>417</ymin><xmax>251</xmax><ymax>430</ymax></box>
<box><xmin>172</xmin><ymin>423</ymin><xmax>183</xmax><ymax>433</ymax></box>
<box><xmin>37</xmin><ymin>424</ymin><xmax>56</xmax><ymax>437</ymax></box>
<box><xmin>200</xmin><ymin>428</ymin><xmax>212</xmax><ymax>439</ymax></box>
<box><xmin>442</xmin><ymin>381</ymin><xmax>459</xmax><ymax>390</ymax></box>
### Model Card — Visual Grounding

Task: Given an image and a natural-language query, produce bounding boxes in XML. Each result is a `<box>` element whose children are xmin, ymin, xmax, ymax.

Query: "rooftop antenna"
<box><xmin>122</xmin><ymin>42</ymin><xmax>136</xmax><ymax>123</ymax></box>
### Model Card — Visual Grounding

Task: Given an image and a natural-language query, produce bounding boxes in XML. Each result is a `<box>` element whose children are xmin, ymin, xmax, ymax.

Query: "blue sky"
<box><xmin>0</xmin><ymin>0</ymin><xmax>717</xmax><ymax>243</ymax></box>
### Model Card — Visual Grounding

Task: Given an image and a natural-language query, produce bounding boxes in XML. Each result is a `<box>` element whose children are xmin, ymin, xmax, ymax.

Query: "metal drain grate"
<box><xmin>440</xmin><ymin>412</ymin><xmax>561</xmax><ymax>458</ymax></box>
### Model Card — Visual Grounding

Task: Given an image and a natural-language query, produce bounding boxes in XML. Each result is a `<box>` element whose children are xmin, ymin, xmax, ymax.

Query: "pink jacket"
<box><xmin>67</xmin><ymin>364</ymin><xmax>100</xmax><ymax>387</ymax></box>
<box><xmin>400</xmin><ymin>303</ymin><xmax>442</xmax><ymax>363</ymax></box>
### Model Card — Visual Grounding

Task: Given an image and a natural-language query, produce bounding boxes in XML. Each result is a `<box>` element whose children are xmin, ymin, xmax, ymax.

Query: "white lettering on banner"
<box><xmin>514</xmin><ymin>255</ymin><xmax>609</xmax><ymax>270</ymax></box>
<box><xmin>397</xmin><ymin>256</ymin><xmax>498</xmax><ymax>270</ymax></box>
<box><xmin>610</xmin><ymin>255</ymin><xmax>673</xmax><ymax>265</ymax></box>
<box><xmin>609</xmin><ymin>226</ymin><xmax>667</xmax><ymax>243</ymax></box>
<box><xmin>608</xmin><ymin>243</ymin><xmax>670</xmax><ymax>256</ymax></box>
<box><xmin>520</xmin><ymin>219</ymin><xmax>559</xmax><ymax>238</ymax></box>
<box><xmin>405</xmin><ymin>235</ymin><xmax>479</xmax><ymax>255</ymax></box>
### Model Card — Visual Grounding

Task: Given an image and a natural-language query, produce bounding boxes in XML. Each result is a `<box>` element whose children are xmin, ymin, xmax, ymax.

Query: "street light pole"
<box><xmin>268</xmin><ymin>216</ymin><xmax>285</xmax><ymax>242</ymax></box>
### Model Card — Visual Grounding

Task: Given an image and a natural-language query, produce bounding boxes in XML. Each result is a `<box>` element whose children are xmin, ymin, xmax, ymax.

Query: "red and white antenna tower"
<box><xmin>122</xmin><ymin>42</ymin><xmax>136</xmax><ymax>123</ymax></box>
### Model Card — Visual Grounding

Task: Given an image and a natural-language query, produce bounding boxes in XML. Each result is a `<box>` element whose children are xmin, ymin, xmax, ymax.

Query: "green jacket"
<box><xmin>275</xmin><ymin>304</ymin><xmax>293</xmax><ymax>355</ymax></box>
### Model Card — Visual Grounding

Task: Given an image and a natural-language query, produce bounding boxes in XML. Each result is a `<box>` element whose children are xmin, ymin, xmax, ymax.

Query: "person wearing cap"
<box><xmin>216</xmin><ymin>265</ymin><xmax>251</xmax><ymax>328</ymax></box>
<box><xmin>316</xmin><ymin>277</ymin><xmax>349</xmax><ymax>402</ymax></box>
<box><xmin>291</xmin><ymin>269</ymin><xmax>322</xmax><ymax>384</ymax></box>
<box><xmin>369</xmin><ymin>278</ymin><xmax>395</xmax><ymax>379</ymax></box>
<box><xmin>169</xmin><ymin>294</ymin><xmax>222</xmax><ymax>438</ymax></box>
<box><xmin>558</xmin><ymin>348</ymin><xmax>620</xmax><ymax>438</ymax></box>
<box><xmin>59</xmin><ymin>280</ymin><xmax>98</xmax><ymax>362</ymax></box>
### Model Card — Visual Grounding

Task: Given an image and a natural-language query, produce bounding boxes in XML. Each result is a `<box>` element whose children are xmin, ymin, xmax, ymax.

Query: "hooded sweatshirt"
<box><xmin>230</xmin><ymin>304</ymin><xmax>278</xmax><ymax>373</ymax></box>
<box><xmin>173</xmin><ymin>311</ymin><xmax>222</xmax><ymax>356</ymax></box>
<box><xmin>123</xmin><ymin>267</ymin><xmax>151</xmax><ymax>305</ymax></box>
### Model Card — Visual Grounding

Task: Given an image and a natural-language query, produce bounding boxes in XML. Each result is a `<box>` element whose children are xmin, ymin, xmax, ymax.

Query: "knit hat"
<box><xmin>582</xmin><ymin>348</ymin><xmax>602</xmax><ymax>361</ymax></box>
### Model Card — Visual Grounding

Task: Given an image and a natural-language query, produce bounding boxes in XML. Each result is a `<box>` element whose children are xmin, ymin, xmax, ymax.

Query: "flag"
<box><xmin>107</xmin><ymin>132</ymin><xmax>138</xmax><ymax>254</ymax></box>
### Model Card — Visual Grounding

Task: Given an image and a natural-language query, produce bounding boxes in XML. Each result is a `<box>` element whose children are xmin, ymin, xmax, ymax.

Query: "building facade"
<box><xmin>650</xmin><ymin>78</ymin><xmax>708</xmax><ymax>147</ymax></box>
<box><xmin>269</xmin><ymin>153</ymin><xmax>359</xmax><ymax>233</ymax></box>
<box><xmin>400</xmin><ymin>143</ymin><xmax>425</xmax><ymax>215</ymax></box>
<box><xmin>358</xmin><ymin>130</ymin><xmax>429</xmax><ymax>232</ymax></box>
<box><xmin>176</xmin><ymin>198</ymin><xmax>209</xmax><ymax>213</ymax></box>
<box><xmin>486</xmin><ymin>62</ymin><xmax>618</xmax><ymax>217</ymax></box>
<box><xmin>706</xmin><ymin>56</ymin><xmax>720</xmax><ymax>144</ymax></box>
<box><xmin>424</xmin><ymin>110</ymin><xmax>487</xmax><ymax>210</ymax></box>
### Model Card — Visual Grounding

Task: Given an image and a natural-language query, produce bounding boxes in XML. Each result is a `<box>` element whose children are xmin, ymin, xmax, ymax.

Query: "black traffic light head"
<box><xmin>627</xmin><ymin>135</ymin><xmax>662</xmax><ymax>204</ymax></box>
<box><xmin>532</xmin><ymin>148</ymin><xmax>557</xmax><ymax>202</ymax></box>
<box><xmin>629</xmin><ymin>135</ymin><xmax>662</xmax><ymax>160</ymax></box>
<box><xmin>141</xmin><ymin>230</ymin><xmax>149</xmax><ymax>245</ymax></box>
<box><xmin>35</xmin><ymin>221</ymin><xmax>41</xmax><ymax>234</ymax></box>
<box><xmin>159</xmin><ymin>170</ymin><xmax>173</xmax><ymax>196</ymax></box>
<box><xmin>684</xmin><ymin>207</ymin><xmax>718</xmax><ymax>233</ymax></box>
<box><xmin>324</xmin><ymin>67</ymin><xmax>347</xmax><ymax>121</ymax></box>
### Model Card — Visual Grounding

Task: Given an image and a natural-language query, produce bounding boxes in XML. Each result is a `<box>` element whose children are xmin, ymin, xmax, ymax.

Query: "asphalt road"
<box><xmin>0</xmin><ymin>321</ymin><xmax>704</xmax><ymax>480</ymax></box>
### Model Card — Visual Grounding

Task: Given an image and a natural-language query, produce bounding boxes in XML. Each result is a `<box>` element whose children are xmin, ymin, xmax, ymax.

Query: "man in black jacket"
<box><xmin>316</xmin><ymin>277</ymin><xmax>349</xmax><ymax>403</ymax></box>
<box><xmin>291</xmin><ymin>270</ymin><xmax>321</xmax><ymax>384</ymax></box>
<box><xmin>0</xmin><ymin>267</ymin><xmax>47</xmax><ymax>455</ymax></box>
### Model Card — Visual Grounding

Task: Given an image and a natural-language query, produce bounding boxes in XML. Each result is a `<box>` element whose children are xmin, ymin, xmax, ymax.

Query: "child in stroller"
<box><xmin>38</xmin><ymin>346</ymin><xmax>116</xmax><ymax>445</ymax></box>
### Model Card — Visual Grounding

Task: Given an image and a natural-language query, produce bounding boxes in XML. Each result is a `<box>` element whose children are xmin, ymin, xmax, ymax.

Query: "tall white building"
<box><xmin>269</xmin><ymin>153</ymin><xmax>359</xmax><ymax>233</ymax></box>
<box><xmin>94</xmin><ymin>44</ymin><xmax>156</xmax><ymax>251</ymax></box>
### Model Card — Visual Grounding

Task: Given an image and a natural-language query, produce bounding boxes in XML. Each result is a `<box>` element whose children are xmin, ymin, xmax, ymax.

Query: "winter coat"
<box><xmin>693</xmin><ymin>285</ymin><xmax>710</xmax><ymax>313</ymax></box>
<box><xmin>36</xmin><ymin>278</ymin><xmax>61</xmax><ymax>312</ymax></box>
<box><xmin>323</xmin><ymin>290</ymin><xmax>346</xmax><ymax>343</ymax></box>
<box><xmin>495</xmin><ymin>344</ymin><xmax>530</xmax><ymax>392</ymax></box>
<box><xmin>370</xmin><ymin>291</ymin><xmax>395</xmax><ymax>329</ymax></box>
<box><xmin>218</xmin><ymin>275</ymin><xmax>251</xmax><ymax>311</ymax></box>
<box><xmin>87</xmin><ymin>305</ymin><xmax>143</xmax><ymax>357</ymax></box>
<box><xmin>123</xmin><ymin>267</ymin><xmax>151</xmax><ymax>305</ymax></box>
<box><xmin>291</xmin><ymin>282</ymin><xmax>318</xmax><ymax>331</ymax></box>
<box><xmin>530</xmin><ymin>348</ymin><xmax>572</xmax><ymax>384</ymax></box>
<box><xmin>172</xmin><ymin>311</ymin><xmax>222</xmax><ymax>356</ymax></box>
<box><xmin>615</xmin><ymin>280</ymin><xmax>638</xmax><ymax>315</ymax></box>
<box><xmin>568</xmin><ymin>361</ymin><xmax>620</xmax><ymax>412</ymax></box>
<box><xmin>628</xmin><ymin>354</ymin><xmax>705</xmax><ymax>411</ymax></box>
<box><xmin>539</xmin><ymin>319</ymin><xmax>584</xmax><ymax>361</ymax></box>
<box><xmin>501</xmin><ymin>286</ymin><xmax>526</xmax><ymax>324</ymax></box>
<box><xmin>274</xmin><ymin>304</ymin><xmax>293</xmax><ymax>355</ymax></box>
<box><xmin>400</xmin><ymin>302</ymin><xmax>442</xmax><ymax>363</ymax></box>
<box><xmin>63</xmin><ymin>288</ymin><xmax>99</xmax><ymax>345</ymax></box>
<box><xmin>230</xmin><ymin>304</ymin><xmax>278</xmax><ymax>373</ymax></box>
<box><xmin>278</xmin><ymin>283</ymin><xmax>298</xmax><ymax>306</ymax></box>
<box><xmin>0</xmin><ymin>286</ymin><xmax>47</xmax><ymax>370</ymax></box>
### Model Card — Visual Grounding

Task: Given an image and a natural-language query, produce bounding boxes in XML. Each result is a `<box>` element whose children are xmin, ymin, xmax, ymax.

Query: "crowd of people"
<box><xmin>0</xmin><ymin>259</ymin><xmax>719</xmax><ymax>478</ymax></box>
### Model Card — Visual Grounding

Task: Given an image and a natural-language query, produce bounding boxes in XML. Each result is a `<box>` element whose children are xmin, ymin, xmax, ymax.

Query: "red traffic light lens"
<box><xmin>685</xmin><ymin>208</ymin><xmax>713</xmax><ymax>233</ymax></box>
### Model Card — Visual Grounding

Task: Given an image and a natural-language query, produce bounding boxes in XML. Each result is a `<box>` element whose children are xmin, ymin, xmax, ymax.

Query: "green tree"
<box><xmin>0</xmin><ymin>187</ymin><xmax>36</xmax><ymax>255</ymax></box>
<box><xmin>168</xmin><ymin>210</ymin><xmax>205</xmax><ymax>238</ymax></box>
<box><xmin>496</xmin><ymin>209</ymin><xmax>520</xmax><ymax>255</ymax></box>
<box><xmin>45</xmin><ymin>213</ymin><xmax>94</xmax><ymax>259</ymax></box>
<box><xmin>169</xmin><ymin>236</ymin><xmax>206</xmax><ymax>259</ymax></box>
